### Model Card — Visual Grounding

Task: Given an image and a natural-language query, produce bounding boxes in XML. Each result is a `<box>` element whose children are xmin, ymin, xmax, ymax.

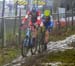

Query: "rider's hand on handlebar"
<box><xmin>40</xmin><ymin>22</ymin><xmax>43</xmax><ymax>27</ymax></box>
<box><xmin>33</xmin><ymin>23</ymin><xmax>38</xmax><ymax>28</ymax></box>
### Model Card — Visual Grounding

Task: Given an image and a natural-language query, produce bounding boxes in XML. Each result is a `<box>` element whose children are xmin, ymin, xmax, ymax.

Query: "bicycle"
<box><xmin>38</xmin><ymin>25</ymin><xmax>52</xmax><ymax>53</ymax></box>
<box><xmin>21</xmin><ymin>26</ymin><xmax>37</xmax><ymax>57</ymax></box>
<box><xmin>37</xmin><ymin>26</ymin><xmax>46</xmax><ymax>53</ymax></box>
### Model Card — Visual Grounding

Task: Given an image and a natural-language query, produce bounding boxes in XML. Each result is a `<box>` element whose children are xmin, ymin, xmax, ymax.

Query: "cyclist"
<box><xmin>21</xmin><ymin>7</ymin><xmax>42</xmax><ymax>47</ymax></box>
<box><xmin>40</xmin><ymin>9</ymin><xmax>54</xmax><ymax>50</ymax></box>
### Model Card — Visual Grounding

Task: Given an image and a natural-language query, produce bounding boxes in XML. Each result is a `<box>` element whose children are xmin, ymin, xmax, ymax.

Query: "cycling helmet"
<box><xmin>44</xmin><ymin>10</ymin><xmax>51</xmax><ymax>16</ymax></box>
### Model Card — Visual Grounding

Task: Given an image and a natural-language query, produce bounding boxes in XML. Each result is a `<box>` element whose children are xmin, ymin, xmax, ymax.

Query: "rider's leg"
<box><xmin>32</xmin><ymin>27</ymin><xmax>38</xmax><ymax>46</ymax></box>
<box><xmin>31</xmin><ymin>27</ymin><xmax>38</xmax><ymax>55</ymax></box>
<box><xmin>44</xmin><ymin>30</ymin><xmax>49</xmax><ymax>50</ymax></box>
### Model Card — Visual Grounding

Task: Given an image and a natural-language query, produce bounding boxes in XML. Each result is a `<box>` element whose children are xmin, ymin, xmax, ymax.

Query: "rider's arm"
<box><xmin>21</xmin><ymin>11</ymin><xmax>31</xmax><ymax>24</ymax></box>
<box><xmin>36</xmin><ymin>11</ymin><xmax>42</xmax><ymax>25</ymax></box>
<box><xmin>50</xmin><ymin>16</ymin><xmax>54</xmax><ymax>28</ymax></box>
<box><xmin>40</xmin><ymin>21</ymin><xmax>44</xmax><ymax>27</ymax></box>
<box><xmin>20</xmin><ymin>11</ymin><xmax>31</xmax><ymax>29</ymax></box>
<box><xmin>40</xmin><ymin>21</ymin><xmax>46</xmax><ymax>32</ymax></box>
<box><xmin>22</xmin><ymin>15</ymin><xmax>28</xmax><ymax>24</ymax></box>
<box><xmin>49</xmin><ymin>21</ymin><xmax>54</xmax><ymax>28</ymax></box>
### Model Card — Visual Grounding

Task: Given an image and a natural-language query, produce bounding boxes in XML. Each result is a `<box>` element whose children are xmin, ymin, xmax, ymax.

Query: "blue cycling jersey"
<box><xmin>43</xmin><ymin>21</ymin><xmax>53</xmax><ymax>29</ymax></box>
<box><xmin>42</xmin><ymin>20</ymin><xmax>54</xmax><ymax>32</ymax></box>
<box><xmin>43</xmin><ymin>21</ymin><xmax>50</xmax><ymax>29</ymax></box>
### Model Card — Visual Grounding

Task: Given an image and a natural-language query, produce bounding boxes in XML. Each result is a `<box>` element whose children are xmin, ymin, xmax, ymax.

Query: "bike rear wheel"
<box><xmin>39</xmin><ymin>27</ymin><xmax>46</xmax><ymax>53</ymax></box>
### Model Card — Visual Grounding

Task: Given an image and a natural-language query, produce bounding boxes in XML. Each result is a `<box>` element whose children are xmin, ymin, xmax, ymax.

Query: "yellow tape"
<box><xmin>14</xmin><ymin>0</ymin><xmax>28</xmax><ymax>5</ymax></box>
<box><xmin>33</xmin><ymin>1</ymin><xmax>45</xmax><ymax>5</ymax></box>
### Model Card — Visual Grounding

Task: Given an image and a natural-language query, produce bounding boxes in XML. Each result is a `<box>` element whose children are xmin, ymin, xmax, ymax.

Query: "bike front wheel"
<box><xmin>30</xmin><ymin>38</ymin><xmax>37</xmax><ymax>55</ymax></box>
<box><xmin>21</xmin><ymin>38</ymin><xmax>29</xmax><ymax>57</ymax></box>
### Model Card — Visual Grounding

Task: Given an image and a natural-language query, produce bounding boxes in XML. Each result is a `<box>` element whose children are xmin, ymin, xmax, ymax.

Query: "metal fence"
<box><xmin>52</xmin><ymin>11</ymin><xmax>75</xmax><ymax>31</ymax></box>
<box><xmin>0</xmin><ymin>0</ymin><xmax>75</xmax><ymax>48</ymax></box>
<box><xmin>0</xmin><ymin>16</ymin><xmax>21</xmax><ymax>48</ymax></box>
<box><xmin>0</xmin><ymin>11</ymin><xmax>75</xmax><ymax>48</ymax></box>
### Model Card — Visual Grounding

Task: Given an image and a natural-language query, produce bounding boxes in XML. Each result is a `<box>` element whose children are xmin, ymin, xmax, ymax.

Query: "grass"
<box><xmin>22</xmin><ymin>49</ymin><xmax>75</xmax><ymax>66</ymax></box>
<box><xmin>0</xmin><ymin>48</ymin><xmax>20</xmax><ymax>66</ymax></box>
<box><xmin>39</xmin><ymin>49</ymin><xmax>75</xmax><ymax>66</ymax></box>
<box><xmin>49</xmin><ymin>28</ymin><xmax>75</xmax><ymax>41</ymax></box>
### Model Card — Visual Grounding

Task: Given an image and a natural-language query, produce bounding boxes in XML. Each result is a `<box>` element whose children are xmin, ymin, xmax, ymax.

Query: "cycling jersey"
<box><xmin>30</xmin><ymin>11</ymin><xmax>38</xmax><ymax>23</ymax></box>
<box><xmin>43</xmin><ymin>20</ymin><xmax>54</xmax><ymax>32</ymax></box>
<box><xmin>43</xmin><ymin>21</ymin><xmax>51</xmax><ymax>29</ymax></box>
<box><xmin>21</xmin><ymin>10</ymin><xmax>41</xmax><ymax>29</ymax></box>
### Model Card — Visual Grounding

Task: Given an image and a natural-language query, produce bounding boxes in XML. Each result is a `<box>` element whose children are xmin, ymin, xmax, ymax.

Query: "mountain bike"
<box><xmin>37</xmin><ymin>26</ymin><xmax>46</xmax><ymax>53</ymax></box>
<box><xmin>38</xmin><ymin>25</ymin><xmax>52</xmax><ymax>53</ymax></box>
<box><xmin>21</xmin><ymin>26</ymin><xmax>37</xmax><ymax>57</ymax></box>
